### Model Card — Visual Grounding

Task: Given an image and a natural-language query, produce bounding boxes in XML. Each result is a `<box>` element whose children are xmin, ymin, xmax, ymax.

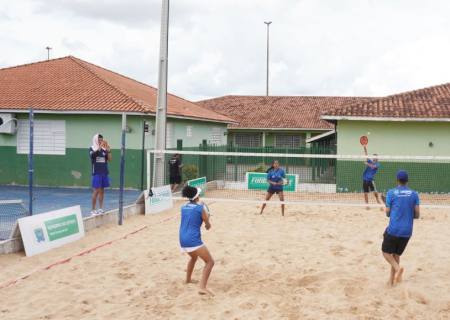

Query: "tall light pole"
<box><xmin>153</xmin><ymin>0</ymin><xmax>170</xmax><ymax>187</ymax></box>
<box><xmin>264</xmin><ymin>21</ymin><xmax>272</xmax><ymax>96</ymax></box>
<box><xmin>45</xmin><ymin>46</ymin><xmax>52</xmax><ymax>61</ymax></box>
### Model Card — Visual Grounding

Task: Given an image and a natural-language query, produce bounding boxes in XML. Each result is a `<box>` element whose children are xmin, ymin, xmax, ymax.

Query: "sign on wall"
<box><xmin>18</xmin><ymin>206</ymin><xmax>84</xmax><ymax>257</ymax></box>
<box><xmin>246</xmin><ymin>172</ymin><xmax>298</xmax><ymax>192</ymax></box>
<box><xmin>145</xmin><ymin>185</ymin><xmax>173</xmax><ymax>214</ymax></box>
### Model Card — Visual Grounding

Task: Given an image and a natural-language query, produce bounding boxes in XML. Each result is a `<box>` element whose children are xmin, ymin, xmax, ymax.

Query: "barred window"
<box><xmin>234</xmin><ymin>133</ymin><xmax>262</xmax><ymax>147</ymax></box>
<box><xmin>274</xmin><ymin>134</ymin><xmax>302</xmax><ymax>148</ymax></box>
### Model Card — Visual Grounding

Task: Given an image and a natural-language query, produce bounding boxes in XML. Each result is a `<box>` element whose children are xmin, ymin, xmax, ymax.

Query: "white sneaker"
<box><xmin>97</xmin><ymin>208</ymin><xmax>104</xmax><ymax>215</ymax></box>
<box><xmin>90</xmin><ymin>209</ymin><xmax>98</xmax><ymax>216</ymax></box>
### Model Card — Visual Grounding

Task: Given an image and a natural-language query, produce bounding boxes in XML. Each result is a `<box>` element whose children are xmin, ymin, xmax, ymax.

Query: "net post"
<box><xmin>118</xmin><ymin>113</ymin><xmax>127</xmax><ymax>226</ymax></box>
<box><xmin>28</xmin><ymin>108</ymin><xmax>34</xmax><ymax>216</ymax></box>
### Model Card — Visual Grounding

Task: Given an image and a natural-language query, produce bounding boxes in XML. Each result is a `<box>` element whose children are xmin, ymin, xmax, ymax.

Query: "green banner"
<box><xmin>187</xmin><ymin>177</ymin><xmax>207</xmax><ymax>196</ymax></box>
<box><xmin>44</xmin><ymin>214</ymin><xmax>80</xmax><ymax>241</ymax></box>
<box><xmin>246</xmin><ymin>172</ymin><xmax>297</xmax><ymax>192</ymax></box>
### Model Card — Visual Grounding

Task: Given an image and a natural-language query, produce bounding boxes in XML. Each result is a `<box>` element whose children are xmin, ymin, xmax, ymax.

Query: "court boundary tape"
<box><xmin>0</xmin><ymin>214</ymin><xmax>178</xmax><ymax>290</ymax></box>
<box><xmin>175</xmin><ymin>196</ymin><xmax>450</xmax><ymax>209</ymax></box>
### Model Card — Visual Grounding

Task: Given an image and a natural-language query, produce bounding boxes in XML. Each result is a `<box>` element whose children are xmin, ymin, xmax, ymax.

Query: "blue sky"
<box><xmin>1</xmin><ymin>0</ymin><xmax>450</xmax><ymax>100</ymax></box>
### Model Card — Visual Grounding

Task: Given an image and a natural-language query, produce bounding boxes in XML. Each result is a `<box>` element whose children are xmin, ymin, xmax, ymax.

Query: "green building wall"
<box><xmin>0</xmin><ymin>113</ymin><xmax>228</xmax><ymax>189</ymax></box>
<box><xmin>336</xmin><ymin>120</ymin><xmax>450</xmax><ymax>193</ymax></box>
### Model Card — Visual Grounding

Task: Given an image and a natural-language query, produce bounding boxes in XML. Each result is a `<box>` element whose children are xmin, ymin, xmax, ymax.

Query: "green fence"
<box><xmin>150</xmin><ymin>143</ymin><xmax>336</xmax><ymax>186</ymax></box>
<box><xmin>337</xmin><ymin>160</ymin><xmax>450</xmax><ymax>193</ymax></box>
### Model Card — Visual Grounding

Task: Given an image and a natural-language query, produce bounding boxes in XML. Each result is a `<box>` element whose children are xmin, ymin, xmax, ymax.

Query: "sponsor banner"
<box><xmin>187</xmin><ymin>177</ymin><xmax>207</xmax><ymax>196</ymax></box>
<box><xmin>246</xmin><ymin>172</ymin><xmax>298</xmax><ymax>192</ymax></box>
<box><xmin>18</xmin><ymin>206</ymin><xmax>84</xmax><ymax>257</ymax></box>
<box><xmin>145</xmin><ymin>185</ymin><xmax>173</xmax><ymax>215</ymax></box>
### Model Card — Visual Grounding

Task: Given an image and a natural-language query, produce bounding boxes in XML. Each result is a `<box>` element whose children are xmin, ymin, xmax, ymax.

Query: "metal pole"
<box><xmin>140</xmin><ymin>120</ymin><xmax>146</xmax><ymax>190</ymax></box>
<box><xmin>264</xmin><ymin>21</ymin><xmax>272</xmax><ymax>96</ymax></box>
<box><xmin>153</xmin><ymin>0</ymin><xmax>170</xmax><ymax>187</ymax></box>
<box><xmin>118</xmin><ymin>113</ymin><xmax>126</xmax><ymax>225</ymax></box>
<box><xmin>28</xmin><ymin>108</ymin><xmax>34</xmax><ymax>215</ymax></box>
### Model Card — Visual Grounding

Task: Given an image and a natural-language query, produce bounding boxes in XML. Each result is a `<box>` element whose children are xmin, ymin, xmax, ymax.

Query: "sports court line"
<box><xmin>0</xmin><ymin>214</ymin><xmax>178</xmax><ymax>290</ymax></box>
<box><xmin>173</xmin><ymin>197</ymin><xmax>450</xmax><ymax>209</ymax></box>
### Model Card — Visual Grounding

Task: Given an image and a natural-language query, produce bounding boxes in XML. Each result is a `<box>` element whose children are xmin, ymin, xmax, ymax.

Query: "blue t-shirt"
<box><xmin>267</xmin><ymin>168</ymin><xmax>286</xmax><ymax>191</ymax></box>
<box><xmin>362</xmin><ymin>159</ymin><xmax>379</xmax><ymax>182</ymax></box>
<box><xmin>386</xmin><ymin>186</ymin><xmax>420</xmax><ymax>238</ymax></box>
<box><xmin>179</xmin><ymin>202</ymin><xmax>204</xmax><ymax>247</ymax></box>
<box><xmin>89</xmin><ymin>148</ymin><xmax>109</xmax><ymax>176</ymax></box>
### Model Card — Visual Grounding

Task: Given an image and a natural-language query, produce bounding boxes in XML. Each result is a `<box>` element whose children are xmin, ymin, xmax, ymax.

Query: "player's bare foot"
<box><xmin>365</xmin><ymin>206</ymin><xmax>370</xmax><ymax>210</ymax></box>
<box><xmin>198</xmin><ymin>288</ymin><xmax>215</xmax><ymax>296</ymax></box>
<box><xmin>388</xmin><ymin>272</ymin><xmax>395</xmax><ymax>287</ymax></box>
<box><xmin>185</xmin><ymin>279</ymin><xmax>199</xmax><ymax>284</ymax></box>
<box><xmin>394</xmin><ymin>267</ymin><xmax>404</xmax><ymax>284</ymax></box>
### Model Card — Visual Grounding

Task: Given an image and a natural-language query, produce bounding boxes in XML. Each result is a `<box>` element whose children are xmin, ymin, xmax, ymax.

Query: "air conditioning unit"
<box><xmin>0</xmin><ymin>113</ymin><xmax>18</xmax><ymax>134</ymax></box>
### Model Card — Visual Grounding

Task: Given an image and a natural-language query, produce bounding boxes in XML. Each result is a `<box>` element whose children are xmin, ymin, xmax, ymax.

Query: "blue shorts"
<box><xmin>92</xmin><ymin>175</ymin><xmax>110</xmax><ymax>189</ymax></box>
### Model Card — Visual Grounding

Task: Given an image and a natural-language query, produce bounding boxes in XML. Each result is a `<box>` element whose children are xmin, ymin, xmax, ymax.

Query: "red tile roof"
<box><xmin>0</xmin><ymin>56</ymin><xmax>233</xmax><ymax>123</ymax></box>
<box><xmin>322</xmin><ymin>82</ymin><xmax>450</xmax><ymax>120</ymax></box>
<box><xmin>198</xmin><ymin>95</ymin><xmax>374</xmax><ymax>129</ymax></box>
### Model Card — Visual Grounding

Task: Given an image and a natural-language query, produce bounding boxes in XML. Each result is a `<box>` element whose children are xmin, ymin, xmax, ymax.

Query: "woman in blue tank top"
<box><xmin>259</xmin><ymin>160</ymin><xmax>286</xmax><ymax>216</ymax></box>
<box><xmin>179</xmin><ymin>186</ymin><xmax>215</xmax><ymax>296</ymax></box>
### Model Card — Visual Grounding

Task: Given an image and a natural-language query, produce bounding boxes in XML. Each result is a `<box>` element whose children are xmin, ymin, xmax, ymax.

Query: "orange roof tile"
<box><xmin>322</xmin><ymin>83</ymin><xmax>450</xmax><ymax>120</ymax></box>
<box><xmin>198</xmin><ymin>95</ymin><xmax>374</xmax><ymax>129</ymax></box>
<box><xmin>0</xmin><ymin>56</ymin><xmax>233</xmax><ymax>123</ymax></box>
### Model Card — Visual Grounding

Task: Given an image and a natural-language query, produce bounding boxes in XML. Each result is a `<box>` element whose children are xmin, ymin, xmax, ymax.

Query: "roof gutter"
<box><xmin>306</xmin><ymin>130</ymin><xmax>336</xmax><ymax>143</ymax></box>
<box><xmin>321</xmin><ymin>115</ymin><xmax>450</xmax><ymax>122</ymax></box>
<box><xmin>0</xmin><ymin>109</ymin><xmax>235</xmax><ymax>124</ymax></box>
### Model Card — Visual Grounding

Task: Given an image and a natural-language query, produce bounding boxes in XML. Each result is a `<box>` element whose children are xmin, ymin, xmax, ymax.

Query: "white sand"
<box><xmin>1</xmin><ymin>202</ymin><xmax>449</xmax><ymax>320</ymax></box>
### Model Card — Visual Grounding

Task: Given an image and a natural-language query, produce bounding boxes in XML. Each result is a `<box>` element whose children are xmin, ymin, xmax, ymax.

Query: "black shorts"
<box><xmin>382</xmin><ymin>231</ymin><xmax>410</xmax><ymax>256</ymax></box>
<box><xmin>267</xmin><ymin>187</ymin><xmax>283</xmax><ymax>194</ymax></box>
<box><xmin>170</xmin><ymin>175</ymin><xmax>182</xmax><ymax>184</ymax></box>
<box><xmin>363</xmin><ymin>180</ymin><xmax>376</xmax><ymax>193</ymax></box>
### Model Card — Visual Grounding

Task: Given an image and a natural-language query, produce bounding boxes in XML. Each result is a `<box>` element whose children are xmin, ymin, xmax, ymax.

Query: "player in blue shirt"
<box><xmin>180</xmin><ymin>186</ymin><xmax>214</xmax><ymax>296</ymax></box>
<box><xmin>382</xmin><ymin>170</ymin><xmax>420</xmax><ymax>286</ymax></box>
<box><xmin>362</xmin><ymin>145</ymin><xmax>382</xmax><ymax>209</ymax></box>
<box><xmin>259</xmin><ymin>160</ymin><xmax>286</xmax><ymax>216</ymax></box>
<box><xmin>89</xmin><ymin>134</ymin><xmax>111</xmax><ymax>215</ymax></box>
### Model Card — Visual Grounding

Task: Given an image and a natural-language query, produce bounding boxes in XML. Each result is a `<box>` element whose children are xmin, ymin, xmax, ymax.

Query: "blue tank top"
<box><xmin>179</xmin><ymin>202</ymin><xmax>204</xmax><ymax>247</ymax></box>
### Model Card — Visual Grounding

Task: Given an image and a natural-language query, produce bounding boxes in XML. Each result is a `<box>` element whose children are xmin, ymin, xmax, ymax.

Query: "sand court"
<box><xmin>0</xmin><ymin>202</ymin><xmax>449</xmax><ymax>319</ymax></box>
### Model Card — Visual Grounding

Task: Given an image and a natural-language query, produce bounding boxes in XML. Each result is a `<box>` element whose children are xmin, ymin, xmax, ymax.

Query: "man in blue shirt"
<box><xmin>382</xmin><ymin>170</ymin><xmax>420</xmax><ymax>286</ymax></box>
<box><xmin>362</xmin><ymin>145</ymin><xmax>382</xmax><ymax>209</ymax></box>
<box><xmin>89</xmin><ymin>134</ymin><xmax>112</xmax><ymax>215</ymax></box>
<box><xmin>259</xmin><ymin>160</ymin><xmax>286</xmax><ymax>216</ymax></box>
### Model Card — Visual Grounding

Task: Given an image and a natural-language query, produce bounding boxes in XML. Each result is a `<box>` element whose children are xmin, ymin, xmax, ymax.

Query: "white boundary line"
<box><xmin>172</xmin><ymin>196</ymin><xmax>450</xmax><ymax>209</ymax></box>
<box><xmin>0</xmin><ymin>200</ymin><xmax>23</xmax><ymax>205</ymax></box>
<box><xmin>147</xmin><ymin>149</ymin><xmax>450</xmax><ymax>161</ymax></box>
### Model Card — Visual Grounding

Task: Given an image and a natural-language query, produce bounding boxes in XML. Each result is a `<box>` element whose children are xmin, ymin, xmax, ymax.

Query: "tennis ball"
<box><xmin>367</xmin><ymin>132</ymin><xmax>371</xmax><ymax>135</ymax></box>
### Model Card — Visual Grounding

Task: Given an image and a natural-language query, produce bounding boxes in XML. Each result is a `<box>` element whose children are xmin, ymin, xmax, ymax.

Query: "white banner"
<box><xmin>18</xmin><ymin>206</ymin><xmax>85</xmax><ymax>257</ymax></box>
<box><xmin>145</xmin><ymin>185</ymin><xmax>173</xmax><ymax>215</ymax></box>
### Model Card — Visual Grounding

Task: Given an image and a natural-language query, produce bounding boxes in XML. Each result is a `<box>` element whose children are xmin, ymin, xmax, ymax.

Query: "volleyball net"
<box><xmin>147</xmin><ymin>149</ymin><xmax>450</xmax><ymax>208</ymax></box>
<box><xmin>0</xmin><ymin>200</ymin><xmax>28</xmax><ymax>240</ymax></box>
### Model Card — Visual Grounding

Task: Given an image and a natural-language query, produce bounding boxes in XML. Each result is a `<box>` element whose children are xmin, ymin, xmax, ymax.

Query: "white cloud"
<box><xmin>1</xmin><ymin>0</ymin><xmax>450</xmax><ymax>100</ymax></box>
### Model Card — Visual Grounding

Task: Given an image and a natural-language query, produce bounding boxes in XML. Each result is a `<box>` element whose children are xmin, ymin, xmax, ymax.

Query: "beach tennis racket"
<box><xmin>282</xmin><ymin>178</ymin><xmax>289</xmax><ymax>186</ymax></box>
<box><xmin>360</xmin><ymin>135</ymin><xmax>368</xmax><ymax>146</ymax></box>
<box><xmin>202</xmin><ymin>202</ymin><xmax>212</xmax><ymax>217</ymax></box>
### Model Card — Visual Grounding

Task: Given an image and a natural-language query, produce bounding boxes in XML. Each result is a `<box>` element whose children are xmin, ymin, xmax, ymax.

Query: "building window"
<box><xmin>234</xmin><ymin>133</ymin><xmax>262</xmax><ymax>147</ymax></box>
<box><xmin>17</xmin><ymin>120</ymin><xmax>66</xmax><ymax>155</ymax></box>
<box><xmin>210</xmin><ymin>127</ymin><xmax>222</xmax><ymax>145</ymax></box>
<box><xmin>275</xmin><ymin>134</ymin><xmax>302</xmax><ymax>148</ymax></box>
<box><xmin>186</xmin><ymin>125</ymin><xmax>192</xmax><ymax>137</ymax></box>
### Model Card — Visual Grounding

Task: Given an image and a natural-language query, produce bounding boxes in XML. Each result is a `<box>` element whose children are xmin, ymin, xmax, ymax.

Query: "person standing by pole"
<box><xmin>89</xmin><ymin>133</ymin><xmax>112</xmax><ymax>215</ymax></box>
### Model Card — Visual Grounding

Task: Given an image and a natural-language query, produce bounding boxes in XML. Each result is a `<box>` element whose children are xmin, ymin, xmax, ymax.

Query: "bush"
<box><xmin>183</xmin><ymin>164</ymin><xmax>199</xmax><ymax>182</ymax></box>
